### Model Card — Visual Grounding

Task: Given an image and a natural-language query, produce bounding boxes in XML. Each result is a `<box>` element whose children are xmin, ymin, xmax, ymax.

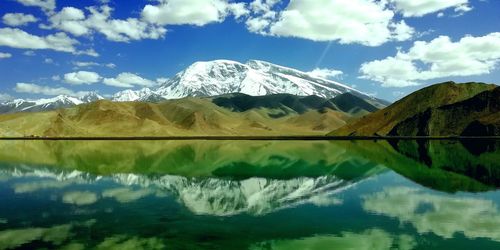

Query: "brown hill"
<box><xmin>0</xmin><ymin>94</ymin><xmax>373</xmax><ymax>137</ymax></box>
<box><xmin>329</xmin><ymin>82</ymin><xmax>499</xmax><ymax>136</ymax></box>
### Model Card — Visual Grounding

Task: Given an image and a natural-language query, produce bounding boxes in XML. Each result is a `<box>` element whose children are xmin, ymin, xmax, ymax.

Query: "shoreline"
<box><xmin>0</xmin><ymin>136</ymin><xmax>499</xmax><ymax>141</ymax></box>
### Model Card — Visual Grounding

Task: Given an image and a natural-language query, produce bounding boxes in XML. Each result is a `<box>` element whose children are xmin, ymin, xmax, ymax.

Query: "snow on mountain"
<box><xmin>111</xmin><ymin>88</ymin><xmax>159</xmax><ymax>102</ymax></box>
<box><xmin>156</xmin><ymin>59</ymin><xmax>367</xmax><ymax>99</ymax></box>
<box><xmin>0</xmin><ymin>93</ymin><xmax>104</xmax><ymax>114</ymax></box>
<box><xmin>0</xmin><ymin>59</ymin><xmax>376</xmax><ymax>113</ymax></box>
<box><xmin>1</xmin><ymin>166</ymin><xmax>360</xmax><ymax>216</ymax></box>
<box><xmin>79</xmin><ymin>92</ymin><xmax>105</xmax><ymax>103</ymax></box>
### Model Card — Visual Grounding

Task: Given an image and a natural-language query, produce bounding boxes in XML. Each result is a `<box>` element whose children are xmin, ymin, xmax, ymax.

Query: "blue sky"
<box><xmin>0</xmin><ymin>0</ymin><xmax>499</xmax><ymax>101</ymax></box>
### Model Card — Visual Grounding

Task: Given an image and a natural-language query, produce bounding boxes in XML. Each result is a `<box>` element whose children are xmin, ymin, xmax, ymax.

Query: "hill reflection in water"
<box><xmin>0</xmin><ymin>139</ymin><xmax>498</xmax><ymax>249</ymax></box>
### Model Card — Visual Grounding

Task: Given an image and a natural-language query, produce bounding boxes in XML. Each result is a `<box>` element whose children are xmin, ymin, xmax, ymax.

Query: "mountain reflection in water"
<box><xmin>0</xmin><ymin>139</ymin><xmax>498</xmax><ymax>249</ymax></box>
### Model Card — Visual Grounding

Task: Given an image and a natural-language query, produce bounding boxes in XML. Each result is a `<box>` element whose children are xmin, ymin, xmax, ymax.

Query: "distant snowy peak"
<box><xmin>80</xmin><ymin>92</ymin><xmax>104</xmax><ymax>103</ymax></box>
<box><xmin>156</xmin><ymin>59</ymin><xmax>366</xmax><ymax>100</ymax></box>
<box><xmin>111</xmin><ymin>88</ymin><xmax>158</xmax><ymax>102</ymax></box>
<box><xmin>0</xmin><ymin>94</ymin><xmax>100</xmax><ymax>114</ymax></box>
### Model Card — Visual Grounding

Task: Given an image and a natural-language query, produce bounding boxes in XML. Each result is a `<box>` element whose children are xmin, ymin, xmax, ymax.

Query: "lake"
<box><xmin>0</xmin><ymin>139</ymin><xmax>499</xmax><ymax>249</ymax></box>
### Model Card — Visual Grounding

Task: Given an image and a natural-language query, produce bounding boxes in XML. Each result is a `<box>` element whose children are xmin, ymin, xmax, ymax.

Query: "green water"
<box><xmin>0</xmin><ymin>139</ymin><xmax>499</xmax><ymax>249</ymax></box>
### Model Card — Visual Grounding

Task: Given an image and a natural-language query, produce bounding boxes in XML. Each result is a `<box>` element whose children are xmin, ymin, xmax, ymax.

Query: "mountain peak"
<box><xmin>80</xmin><ymin>92</ymin><xmax>104</xmax><ymax>103</ymax></box>
<box><xmin>156</xmin><ymin>59</ymin><xmax>370</xmax><ymax>100</ymax></box>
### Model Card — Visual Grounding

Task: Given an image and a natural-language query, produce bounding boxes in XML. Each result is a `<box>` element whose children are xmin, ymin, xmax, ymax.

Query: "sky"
<box><xmin>0</xmin><ymin>0</ymin><xmax>499</xmax><ymax>102</ymax></box>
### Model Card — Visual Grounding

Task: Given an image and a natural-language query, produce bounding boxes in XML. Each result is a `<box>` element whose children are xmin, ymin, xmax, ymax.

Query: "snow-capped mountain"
<box><xmin>1</xmin><ymin>166</ymin><xmax>367</xmax><ymax>216</ymax></box>
<box><xmin>156</xmin><ymin>60</ymin><xmax>366</xmax><ymax>99</ymax></box>
<box><xmin>0</xmin><ymin>93</ymin><xmax>103</xmax><ymax>114</ymax></box>
<box><xmin>0</xmin><ymin>60</ymin><xmax>378</xmax><ymax>113</ymax></box>
<box><xmin>79</xmin><ymin>91</ymin><xmax>105</xmax><ymax>103</ymax></box>
<box><xmin>111</xmin><ymin>88</ymin><xmax>164</xmax><ymax>102</ymax></box>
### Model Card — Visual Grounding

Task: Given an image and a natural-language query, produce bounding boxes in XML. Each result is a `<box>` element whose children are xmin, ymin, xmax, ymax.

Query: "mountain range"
<box><xmin>0</xmin><ymin>58</ymin><xmax>497</xmax><ymax>137</ymax></box>
<box><xmin>0</xmin><ymin>59</ymin><xmax>385</xmax><ymax>114</ymax></box>
<box><xmin>0</xmin><ymin>92</ymin><xmax>385</xmax><ymax>137</ymax></box>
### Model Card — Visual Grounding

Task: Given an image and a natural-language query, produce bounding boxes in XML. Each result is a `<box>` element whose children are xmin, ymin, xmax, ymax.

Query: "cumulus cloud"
<box><xmin>103</xmin><ymin>72</ymin><xmax>156</xmax><ymax>88</ymax></box>
<box><xmin>141</xmin><ymin>0</ymin><xmax>247</xmax><ymax>26</ymax></box>
<box><xmin>363</xmin><ymin>187</ymin><xmax>500</xmax><ymax>242</ymax></box>
<box><xmin>0</xmin><ymin>28</ymin><xmax>96</xmax><ymax>55</ymax></box>
<box><xmin>64</xmin><ymin>71</ymin><xmax>102</xmax><ymax>85</ymax></box>
<box><xmin>0</xmin><ymin>52</ymin><xmax>12</xmax><ymax>59</ymax></box>
<box><xmin>14</xmin><ymin>83</ymin><xmax>75</xmax><ymax>96</ymax></box>
<box><xmin>47</xmin><ymin>5</ymin><xmax>166</xmax><ymax>42</ymax></box>
<box><xmin>359</xmin><ymin>32</ymin><xmax>500</xmax><ymax>87</ymax></box>
<box><xmin>14</xmin><ymin>0</ymin><xmax>56</xmax><ymax>14</ymax></box>
<box><xmin>246</xmin><ymin>0</ymin><xmax>414</xmax><ymax>46</ymax></box>
<box><xmin>390</xmin><ymin>0</ymin><xmax>472</xmax><ymax>17</ymax></box>
<box><xmin>2</xmin><ymin>13</ymin><xmax>38</xmax><ymax>26</ymax></box>
<box><xmin>228</xmin><ymin>2</ymin><xmax>251</xmax><ymax>19</ymax></box>
<box><xmin>307</xmin><ymin>68</ymin><xmax>344</xmax><ymax>80</ymax></box>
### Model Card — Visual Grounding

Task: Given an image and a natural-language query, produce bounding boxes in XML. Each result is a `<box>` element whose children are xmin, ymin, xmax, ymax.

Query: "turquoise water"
<box><xmin>0</xmin><ymin>139</ymin><xmax>498</xmax><ymax>249</ymax></box>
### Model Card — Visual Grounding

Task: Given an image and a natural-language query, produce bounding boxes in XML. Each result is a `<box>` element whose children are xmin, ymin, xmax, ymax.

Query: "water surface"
<box><xmin>0</xmin><ymin>139</ymin><xmax>499</xmax><ymax>249</ymax></box>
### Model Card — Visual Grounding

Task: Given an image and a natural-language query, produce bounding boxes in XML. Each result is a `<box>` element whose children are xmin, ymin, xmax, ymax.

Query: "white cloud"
<box><xmin>14</xmin><ymin>0</ymin><xmax>56</xmax><ymax>14</ymax></box>
<box><xmin>105</xmin><ymin>63</ymin><xmax>116</xmax><ymax>68</ymax></box>
<box><xmin>228</xmin><ymin>2</ymin><xmax>250</xmax><ymax>19</ymax></box>
<box><xmin>360</xmin><ymin>32</ymin><xmax>500</xmax><ymax>87</ymax></box>
<box><xmin>48</xmin><ymin>5</ymin><xmax>167</xmax><ymax>42</ymax></box>
<box><xmin>453</xmin><ymin>4</ymin><xmax>473</xmax><ymax>16</ymax></box>
<box><xmin>44</xmin><ymin>58</ymin><xmax>54</xmax><ymax>64</ymax></box>
<box><xmin>13</xmin><ymin>180</ymin><xmax>73</xmax><ymax>193</ymax></box>
<box><xmin>249</xmin><ymin>0</ymin><xmax>279</xmax><ymax>14</ymax></box>
<box><xmin>73</xmin><ymin>61</ymin><xmax>99</xmax><ymax>68</ymax></box>
<box><xmin>390</xmin><ymin>0</ymin><xmax>471</xmax><ymax>17</ymax></box>
<box><xmin>156</xmin><ymin>77</ymin><xmax>168</xmax><ymax>84</ymax></box>
<box><xmin>23</xmin><ymin>50</ymin><xmax>36</xmax><ymax>56</ymax></box>
<box><xmin>390</xmin><ymin>20</ymin><xmax>415</xmax><ymax>41</ymax></box>
<box><xmin>141</xmin><ymin>0</ymin><xmax>246</xmax><ymax>26</ymax></box>
<box><xmin>392</xmin><ymin>91</ymin><xmax>406</xmax><ymax>97</ymax></box>
<box><xmin>47</xmin><ymin>7</ymin><xmax>88</xmax><ymax>36</ymax></box>
<box><xmin>308</xmin><ymin>68</ymin><xmax>344</xmax><ymax>80</ymax></box>
<box><xmin>0</xmin><ymin>93</ymin><xmax>13</xmax><ymax>102</ymax></box>
<box><xmin>14</xmin><ymin>83</ymin><xmax>75</xmax><ymax>96</ymax></box>
<box><xmin>103</xmin><ymin>72</ymin><xmax>156</xmax><ymax>88</ymax></box>
<box><xmin>62</xmin><ymin>191</ymin><xmax>98</xmax><ymax>206</ymax></box>
<box><xmin>246</xmin><ymin>17</ymin><xmax>271</xmax><ymax>34</ymax></box>
<box><xmin>76</xmin><ymin>48</ymin><xmax>99</xmax><ymax>57</ymax></box>
<box><xmin>0</xmin><ymin>28</ymin><xmax>83</xmax><ymax>54</ymax></box>
<box><xmin>363</xmin><ymin>187</ymin><xmax>500</xmax><ymax>242</ymax></box>
<box><xmin>72</xmin><ymin>61</ymin><xmax>116</xmax><ymax>69</ymax></box>
<box><xmin>247</xmin><ymin>0</ymin><xmax>414</xmax><ymax>46</ymax></box>
<box><xmin>102</xmin><ymin>187</ymin><xmax>153</xmax><ymax>203</ymax></box>
<box><xmin>254</xmin><ymin>229</ymin><xmax>415</xmax><ymax>250</ymax></box>
<box><xmin>0</xmin><ymin>52</ymin><xmax>12</xmax><ymax>59</ymax></box>
<box><xmin>2</xmin><ymin>13</ymin><xmax>38</xmax><ymax>26</ymax></box>
<box><xmin>51</xmin><ymin>75</ymin><xmax>61</xmax><ymax>81</ymax></box>
<box><xmin>64</xmin><ymin>71</ymin><xmax>102</xmax><ymax>85</ymax></box>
